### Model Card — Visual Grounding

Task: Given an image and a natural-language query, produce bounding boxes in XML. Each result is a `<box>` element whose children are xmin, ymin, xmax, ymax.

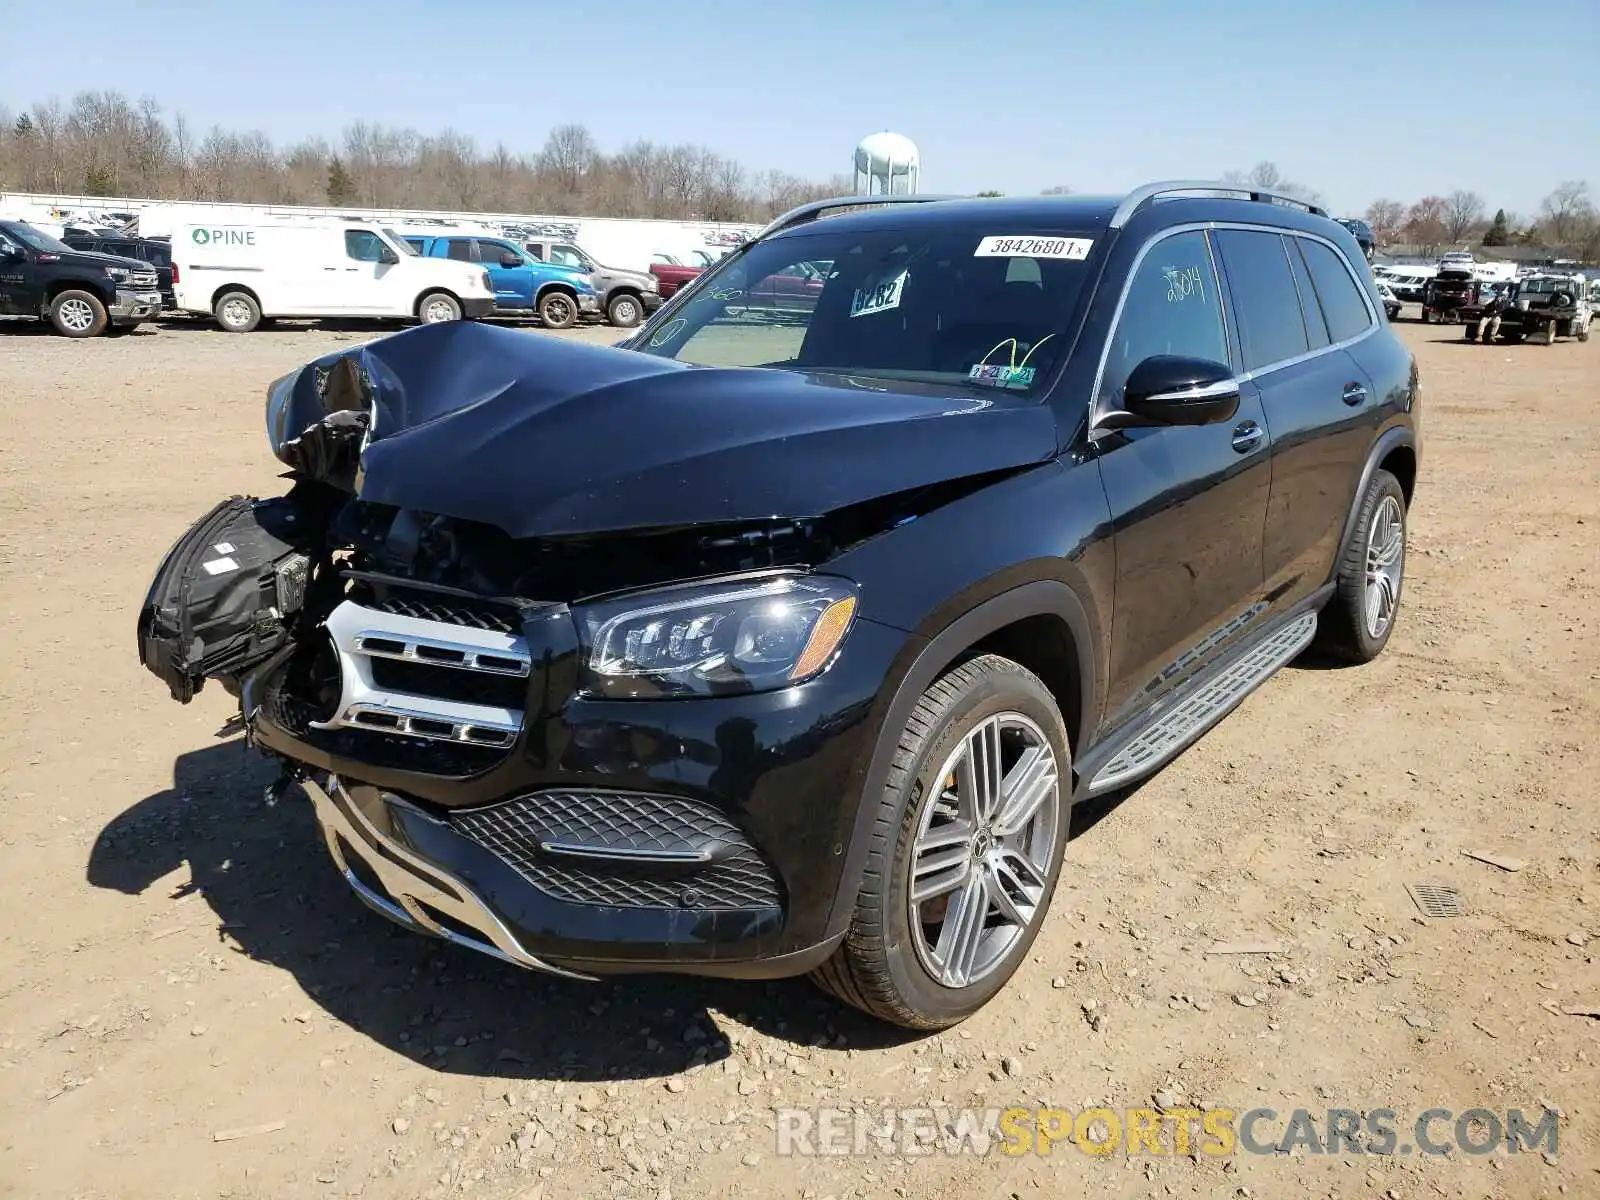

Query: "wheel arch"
<box><xmin>211</xmin><ymin>282</ymin><xmax>261</xmax><ymax>312</ymax></box>
<box><xmin>414</xmin><ymin>287</ymin><xmax>461</xmax><ymax>316</ymax></box>
<box><xmin>536</xmin><ymin>281</ymin><xmax>578</xmax><ymax>303</ymax></box>
<box><xmin>821</xmin><ymin>580</ymin><xmax>1098</xmax><ymax>942</ymax></box>
<box><xmin>1334</xmin><ymin>425</ymin><xmax>1417</xmax><ymax>565</ymax></box>
<box><xmin>45</xmin><ymin>277</ymin><xmax>112</xmax><ymax>307</ymax></box>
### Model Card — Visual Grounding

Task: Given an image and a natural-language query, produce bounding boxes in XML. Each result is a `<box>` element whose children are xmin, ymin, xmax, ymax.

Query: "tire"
<box><xmin>1312</xmin><ymin>468</ymin><xmax>1407</xmax><ymax>664</ymax></box>
<box><xmin>1543</xmin><ymin>322</ymin><xmax>1557</xmax><ymax>345</ymax></box>
<box><xmin>214</xmin><ymin>290</ymin><xmax>261</xmax><ymax>333</ymax></box>
<box><xmin>48</xmin><ymin>290</ymin><xmax>109</xmax><ymax>338</ymax></box>
<box><xmin>810</xmin><ymin>654</ymin><xmax>1071</xmax><ymax>1030</ymax></box>
<box><xmin>538</xmin><ymin>290</ymin><xmax>577</xmax><ymax>329</ymax></box>
<box><xmin>1420</xmin><ymin>308</ymin><xmax>1432</xmax><ymax>324</ymax></box>
<box><xmin>418</xmin><ymin>291</ymin><xmax>461</xmax><ymax>324</ymax></box>
<box><xmin>606</xmin><ymin>292</ymin><xmax>643</xmax><ymax>328</ymax></box>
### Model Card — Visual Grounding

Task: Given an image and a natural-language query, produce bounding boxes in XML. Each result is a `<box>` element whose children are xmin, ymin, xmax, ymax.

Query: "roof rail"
<box><xmin>1110</xmin><ymin>180</ymin><xmax>1328</xmax><ymax>228</ymax></box>
<box><xmin>755</xmin><ymin>193</ymin><xmax>962</xmax><ymax>241</ymax></box>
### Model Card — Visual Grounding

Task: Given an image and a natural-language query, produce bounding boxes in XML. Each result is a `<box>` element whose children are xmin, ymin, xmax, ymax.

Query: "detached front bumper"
<box><xmin>304</xmin><ymin>772</ymin><xmax>596</xmax><ymax>980</ymax></box>
<box><xmin>109</xmin><ymin>289</ymin><xmax>162</xmax><ymax>323</ymax></box>
<box><xmin>578</xmin><ymin>293</ymin><xmax>601</xmax><ymax>314</ymax></box>
<box><xmin>642</xmin><ymin>291</ymin><xmax>663</xmax><ymax>312</ymax></box>
<box><xmin>461</xmin><ymin>297</ymin><xmax>496</xmax><ymax>319</ymax></box>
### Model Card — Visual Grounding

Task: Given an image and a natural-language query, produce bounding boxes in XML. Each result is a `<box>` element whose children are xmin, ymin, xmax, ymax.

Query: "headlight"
<box><xmin>577</xmin><ymin>573</ymin><xmax>859</xmax><ymax>699</ymax></box>
<box><xmin>106</xmin><ymin>267</ymin><xmax>130</xmax><ymax>281</ymax></box>
<box><xmin>643</xmin><ymin>276</ymin><xmax>659</xmax><ymax>292</ymax></box>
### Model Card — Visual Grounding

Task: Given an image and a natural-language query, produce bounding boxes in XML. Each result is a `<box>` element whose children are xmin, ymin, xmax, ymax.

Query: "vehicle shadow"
<box><xmin>86</xmin><ymin>736</ymin><xmax>918</xmax><ymax>1083</ymax></box>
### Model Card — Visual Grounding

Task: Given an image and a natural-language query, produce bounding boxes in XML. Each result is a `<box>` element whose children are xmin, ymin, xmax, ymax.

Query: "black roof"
<box><xmin>762</xmin><ymin>185</ymin><xmax>1344</xmax><ymax>245</ymax></box>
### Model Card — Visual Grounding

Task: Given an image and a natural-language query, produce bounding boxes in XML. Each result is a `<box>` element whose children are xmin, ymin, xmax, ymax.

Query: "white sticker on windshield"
<box><xmin>202</xmin><ymin>557</ymin><xmax>240</xmax><ymax>576</ymax></box>
<box><xmin>212</xmin><ymin>542</ymin><xmax>236</xmax><ymax>555</ymax></box>
<box><xmin>974</xmin><ymin>236</ymin><xmax>1093</xmax><ymax>260</ymax></box>
<box><xmin>850</xmin><ymin>268</ymin><xmax>908</xmax><ymax>318</ymax></box>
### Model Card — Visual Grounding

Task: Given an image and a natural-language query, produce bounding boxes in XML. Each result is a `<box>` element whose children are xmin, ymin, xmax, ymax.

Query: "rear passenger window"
<box><xmin>1297</xmin><ymin>238</ymin><xmax>1374</xmax><ymax>343</ymax></box>
<box><xmin>1102</xmin><ymin>230</ymin><xmax>1230</xmax><ymax>399</ymax></box>
<box><xmin>1214</xmin><ymin>230</ymin><xmax>1309</xmax><ymax>371</ymax></box>
<box><xmin>445</xmin><ymin>239</ymin><xmax>474</xmax><ymax>262</ymax></box>
<box><xmin>1284</xmin><ymin>238</ymin><xmax>1329</xmax><ymax>350</ymax></box>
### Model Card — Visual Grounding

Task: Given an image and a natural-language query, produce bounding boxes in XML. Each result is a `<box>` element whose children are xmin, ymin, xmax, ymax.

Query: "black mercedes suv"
<box><xmin>137</xmin><ymin>182</ymin><xmax>1420</xmax><ymax>1030</ymax></box>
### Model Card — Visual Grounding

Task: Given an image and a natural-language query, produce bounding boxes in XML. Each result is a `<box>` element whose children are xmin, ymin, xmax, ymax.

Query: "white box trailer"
<box><xmin>169</xmin><ymin>218</ymin><xmax>496</xmax><ymax>331</ymax></box>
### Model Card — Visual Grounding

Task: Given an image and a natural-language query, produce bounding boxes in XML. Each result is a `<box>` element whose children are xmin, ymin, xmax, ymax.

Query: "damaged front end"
<box><xmin>135</xmin><ymin>320</ymin><xmax>1058</xmax><ymax>977</ymax></box>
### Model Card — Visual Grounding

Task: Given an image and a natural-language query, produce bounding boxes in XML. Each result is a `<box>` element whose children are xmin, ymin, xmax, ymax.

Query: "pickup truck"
<box><xmin>0</xmin><ymin>218</ymin><xmax>163</xmax><ymax>337</ymax></box>
<box><xmin>647</xmin><ymin>254</ymin><xmax>704</xmax><ymax>298</ymax></box>
<box><xmin>403</xmin><ymin>232</ymin><xmax>600</xmax><ymax>328</ymax></box>
<box><xmin>522</xmin><ymin>238</ymin><xmax>661</xmax><ymax>328</ymax></box>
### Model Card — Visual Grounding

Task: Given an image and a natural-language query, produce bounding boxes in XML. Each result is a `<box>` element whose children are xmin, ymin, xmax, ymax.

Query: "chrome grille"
<box><xmin>309</xmin><ymin>599</ymin><xmax>529</xmax><ymax>749</ymax></box>
<box><xmin>129</xmin><ymin>270</ymin><xmax>159</xmax><ymax>289</ymax></box>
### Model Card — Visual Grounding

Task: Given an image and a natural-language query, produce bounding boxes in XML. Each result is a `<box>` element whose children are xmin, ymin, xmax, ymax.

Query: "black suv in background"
<box><xmin>0</xmin><ymin>219</ymin><xmax>163</xmax><ymax>336</ymax></box>
<box><xmin>60</xmin><ymin>231</ymin><xmax>176</xmax><ymax>310</ymax></box>
<box><xmin>137</xmin><ymin>182</ymin><xmax>1419</xmax><ymax>1030</ymax></box>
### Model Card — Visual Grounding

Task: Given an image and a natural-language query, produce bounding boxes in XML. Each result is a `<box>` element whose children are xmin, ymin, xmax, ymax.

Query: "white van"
<box><xmin>169</xmin><ymin>219</ymin><xmax>496</xmax><ymax>332</ymax></box>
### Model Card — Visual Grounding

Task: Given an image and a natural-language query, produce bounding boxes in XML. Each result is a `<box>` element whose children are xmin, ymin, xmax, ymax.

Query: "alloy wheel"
<box><xmin>1364</xmin><ymin>494</ymin><xmax>1404</xmax><ymax>639</ymax></box>
<box><xmin>908</xmin><ymin>712</ymin><xmax>1061</xmax><ymax>989</ymax></box>
<box><xmin>59</xmin><ymin>298</ymin><xmax>95</xmax><ymax>333</ymax></box>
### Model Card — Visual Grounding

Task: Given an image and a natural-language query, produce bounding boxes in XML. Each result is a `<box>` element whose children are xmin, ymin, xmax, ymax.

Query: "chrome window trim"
<box><xmin>1090</xmin><ymin>221</ymin><xmax>1378</xmax><ymax>440</ymax></box>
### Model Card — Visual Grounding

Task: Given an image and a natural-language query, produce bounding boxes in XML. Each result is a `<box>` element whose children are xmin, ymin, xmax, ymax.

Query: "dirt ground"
<box><xmin>0</xmin><ymin>312</ymin><xmax>1596</xmax><ymax>1200</ymax></box>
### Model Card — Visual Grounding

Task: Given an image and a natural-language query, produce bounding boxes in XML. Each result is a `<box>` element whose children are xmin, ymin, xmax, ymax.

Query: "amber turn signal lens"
<box><xmin>789</xmin><ymin>595</ymin><xmax>857</xmax><ymax>681</ymax></box>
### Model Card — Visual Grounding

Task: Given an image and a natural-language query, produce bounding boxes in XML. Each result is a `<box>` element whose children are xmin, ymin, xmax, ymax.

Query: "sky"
<box><xmin>3</xmin><ymin>0</ymin><xmax>1597</xmax><ymax>219</ymax></box>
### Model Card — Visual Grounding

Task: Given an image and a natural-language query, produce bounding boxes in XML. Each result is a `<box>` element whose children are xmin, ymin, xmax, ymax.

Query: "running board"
<box><xmin>1082</xmin><ymin>612</ymin><xmax>1319</xmax><ymax>797</ymax></box>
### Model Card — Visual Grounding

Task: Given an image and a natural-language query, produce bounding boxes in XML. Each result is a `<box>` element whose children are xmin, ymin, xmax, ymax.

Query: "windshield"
<box><xmin>550</xmin><ymin>243</ymin><xmax>592</xmax><ymax>270</ymax></box>
<box><xmin>7</xmin><ymin>222</ymin><xmax>73</xmax><ymax>254</ymax></box>
<box><xmin>381</xmin><ymin>229</ymin><xmax>419</xmax><ymax>256</ymax></box>
<box><xmin>634</xmin><ymin>224</ymin><xmax>1096</xmax><ymax>393</ymax></box>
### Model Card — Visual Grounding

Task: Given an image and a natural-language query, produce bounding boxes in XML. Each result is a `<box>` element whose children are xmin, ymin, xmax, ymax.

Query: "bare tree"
<box><xmin>1404</xmin><ymin>196</ymin><xmax>1448</xmax><ymax>255</ymax></box>
<box><xmin>1443</xmin><ymin>190</ymin><xmax>1485</xmax><ymax>243</ymax></box>
<box><xmin>1363</xmin><ymin>199</ymin><xmax>1405</xmax><ymax>248</ymax></box>
<box><xmin>1223</xmin><ymin>161</ymin><xmax>1322</xmax><ymax>206</ymax></box>
<box><xmin>539</xmin><ymin>123</ymin><xmax>598</xmax><ymax>196</ymax></box>
<box><xmin>0</xmin><ymin>91</ymin><xmax>888</xmax><ymax>223</ymax></box>
<box><xmin>1539</xmin><ymin>180</ymin><xmax>1594</xmax><ymax>247</ymax></box>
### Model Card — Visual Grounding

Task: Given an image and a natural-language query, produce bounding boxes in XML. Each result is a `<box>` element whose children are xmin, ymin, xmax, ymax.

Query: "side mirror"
<box><xmin>378</xmin><ymin>248</ymin><xmax>399</xmax><ymax>265</ymax></box>
<box><xmin>1102</xmin><ymin>355</ymin><xmax>1240</xmax><ymax>429</ymax></box>
<box><xmin>499</xmin><ymin>252</ymin><xmax>522</xmax><ymax>268</ymax></box>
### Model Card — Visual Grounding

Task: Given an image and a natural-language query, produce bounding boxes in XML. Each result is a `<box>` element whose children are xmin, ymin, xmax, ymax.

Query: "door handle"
<box><xmin>1231</xmin><ymin>421</ymin><xmax>1264</xmax><ymax>454</ymax></box>
<box><xmin>1342</xmin><ymin>382</ymin><xmax>1368</xmax><ymax>406</ymax></box>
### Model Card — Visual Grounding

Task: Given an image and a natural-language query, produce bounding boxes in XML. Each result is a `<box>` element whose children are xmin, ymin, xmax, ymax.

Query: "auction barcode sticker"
<box><xmin>974</xmin><ymin>236</ymin><xmax>1094</xmax><ymax>260</ymax></box>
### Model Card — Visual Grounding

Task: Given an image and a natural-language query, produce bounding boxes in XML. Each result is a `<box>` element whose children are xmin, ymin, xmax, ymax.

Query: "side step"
<box><xmin>1082</xmin><ymin>611</ymin><xmax>1319</xmax><ymax>797</ymax></box>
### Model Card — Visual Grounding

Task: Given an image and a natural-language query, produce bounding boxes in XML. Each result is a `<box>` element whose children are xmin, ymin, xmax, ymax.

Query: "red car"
<box><xmin>648</xmin><ymin>256</ymin><xmax>702</xmax><ymax>297</ymax></box>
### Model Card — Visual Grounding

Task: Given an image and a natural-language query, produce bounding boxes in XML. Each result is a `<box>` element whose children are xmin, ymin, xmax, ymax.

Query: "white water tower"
<box><xmin>853</xmin><ymin>132</ymin><xmax>920</xmax><ymax>195</ymax></box>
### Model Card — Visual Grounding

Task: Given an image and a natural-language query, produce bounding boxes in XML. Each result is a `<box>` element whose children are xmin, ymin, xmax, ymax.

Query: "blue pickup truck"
<box><xmin>401</xmin><ymin>231</ymin><xmax>601</xmax><ymax>328</ymax></box>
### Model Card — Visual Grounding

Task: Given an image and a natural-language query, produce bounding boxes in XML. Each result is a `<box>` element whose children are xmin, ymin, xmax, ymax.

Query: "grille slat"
<box><xmin>452</xmin><ymin>791</ymin><xmax>783</xmax><ymax>911</ymax></box>
<box><xmin>369</xmin><ymin>657</ymin><xmax>527</xmax><ymax>708</ymax></box>
<box><xmin>369</xmin><ymin>592</ymin><xmax>520</xmax><ymax>634</ymax></box>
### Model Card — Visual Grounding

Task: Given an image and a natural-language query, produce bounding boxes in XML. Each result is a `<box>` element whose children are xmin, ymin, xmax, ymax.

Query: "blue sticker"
<box><xmin>969</xmin><ymin>364</ymin><xmax>1035</xmax><ymax>388</ymax></box>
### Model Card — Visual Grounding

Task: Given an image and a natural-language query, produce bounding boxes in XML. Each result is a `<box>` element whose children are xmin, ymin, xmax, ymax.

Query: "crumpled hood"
<box><xmin>269</xmin><ymin>320</ymin><xmax>1059</xmax><ymax>538</ymax></box>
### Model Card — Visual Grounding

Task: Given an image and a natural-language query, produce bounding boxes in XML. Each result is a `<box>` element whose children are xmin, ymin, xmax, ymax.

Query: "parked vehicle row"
<box><xmin>0</xmin><ymin>218</ymin><xmax>164</xmax><ymax>337</ymax></box>
<box><xmin>0</xmin><ymin>215</ymin><xmax>673</xmax><ymax>336</ymax></box>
